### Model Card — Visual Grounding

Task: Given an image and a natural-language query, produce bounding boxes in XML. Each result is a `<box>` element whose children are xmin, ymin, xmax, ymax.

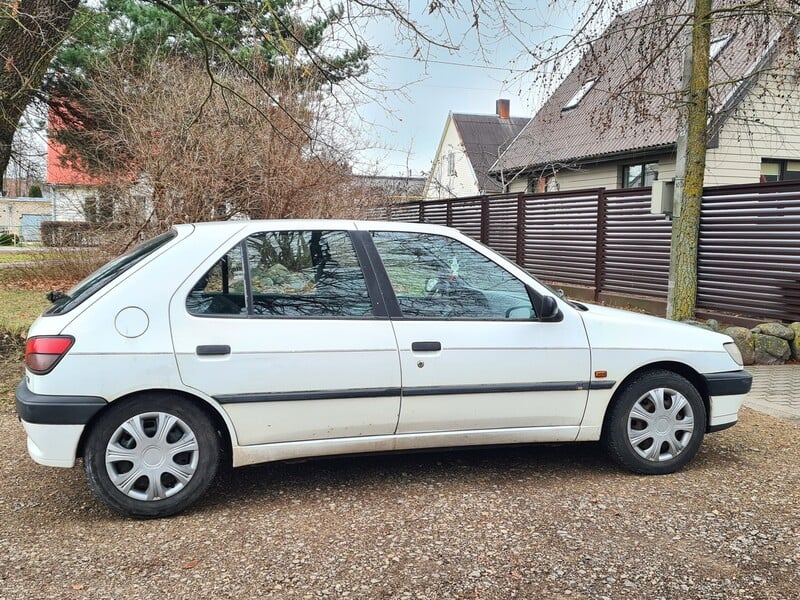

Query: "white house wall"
<box><xmin>501</xmin><ymin>157</ymin><xmax>679</xmax><ymax>193</ymax></box>
<box><xmin>49</xmin><ymin>186</ymin><xmax>91</xmax><ymax>222</ymax></box>
<box><xmin>425</xmin><ymin>118</ymin><xmax>480</xmax><ymax>199</ymax></box>
<box><xmin>547</xmin><ymin>164</ymin><xmax>620</xmax><ymax>191</ymax></box>
<box><xmin>706</xmin><ymin>66</ymin><xmax>800</xmax><ymax>185</ymax></box>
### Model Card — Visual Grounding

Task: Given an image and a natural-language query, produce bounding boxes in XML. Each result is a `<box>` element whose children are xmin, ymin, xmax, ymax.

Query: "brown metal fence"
<box><xmin>697</xmin><ymin>182</ymin><xmax>800</xmax><ymax>322</ymax></box>
<box><xmin>374</xmin><ymin>180</ymin><xmax>800</xmax><ymax>324</ymax></box>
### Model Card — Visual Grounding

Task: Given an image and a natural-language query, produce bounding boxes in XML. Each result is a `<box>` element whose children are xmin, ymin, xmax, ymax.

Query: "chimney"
<box><xmin>496</xmin><ymin>99</ymin><xmax>510</xmax><ymax>119</ymax></box>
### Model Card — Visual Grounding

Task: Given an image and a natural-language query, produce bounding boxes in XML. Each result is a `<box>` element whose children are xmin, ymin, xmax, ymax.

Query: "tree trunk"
<box><xmin>0</xmin><ymin>0</ymin><xmax>79</xmax><ymax>194</ymax></box>
<box><xmin>666</xmin><ymin>0</ymin><xmax>711</xmax><ymax>321</ymax></box>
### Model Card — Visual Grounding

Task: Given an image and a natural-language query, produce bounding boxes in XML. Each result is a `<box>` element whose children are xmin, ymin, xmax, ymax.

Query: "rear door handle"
<box><xmin>411</xmin><ymin>341</ymin><xmax>441</xmax><ymax>352</ymax></box>
<box><xmin>196</xmin><ymin>345</ymin><xmax>231</xmax><ymax>356</ymax></box>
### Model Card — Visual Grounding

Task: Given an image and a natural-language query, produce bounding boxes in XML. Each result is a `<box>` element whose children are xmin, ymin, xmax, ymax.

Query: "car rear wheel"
<box><xmin>603</xmin><ymin>369</ymin><xmax>706</xmax><ymax>475</ymax></box>
<box><xmin>84</xmin><ymin>395</ymin><xmax>220</xmax><ymax>518</ymax></box>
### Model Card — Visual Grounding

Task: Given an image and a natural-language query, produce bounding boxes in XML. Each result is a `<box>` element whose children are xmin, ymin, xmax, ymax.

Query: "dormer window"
<box><xmin>562</xmin><ymin>79</ymin><xmax>596</xmax><ymax>111</ymax></box>
<box><xmin>710</xmin><ymin>35</ymin><xmax>732</xmax><ymax>60</ymax></box>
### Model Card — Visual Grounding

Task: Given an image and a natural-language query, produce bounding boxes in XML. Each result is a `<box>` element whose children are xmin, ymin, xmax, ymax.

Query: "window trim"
<box><xmin>621</xmin><ymin>161</ymin><xmax>659</xmax><ymax>189</ymax></box>
<box><xmin>760</xmin><ymin>158</ymin><xmax>800</xmax><ymax>182</ymax></box>
<box><xmin>562</xmin><ymin>79</ymin><xmax>596</xmax><ymax>111</ymax></box>
<box><xmin>186</xmin><ymin>229</ymin><xmax>385</xmax><ymax>321</ymax></box>
<box><xmin>447</xmin><ymin>151</ymin><xmax>456</xmax><ymax>176</ymax></box>
<box><xmin>710</xmin><ymin>34</ymin><xmax>733</xmax><ymax>61</ymax></box>
<box><xmin>364</xmin><ymin>230</ymin><xmax>547</xmax><ymax>322</ymax></box>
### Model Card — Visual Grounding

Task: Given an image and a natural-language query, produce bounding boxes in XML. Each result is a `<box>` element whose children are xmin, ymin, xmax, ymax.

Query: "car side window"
<box><xmin>186</xmin><ymin>243</ymin><xmax>247</xmax><ymax>315</ymax></box>
<box><xmin>371</xmin><ymin>231</ymin><xmax>536</xmax><ymax>320</ymax></box>
<box><xmin>187</xmin><ymin>230</ymin><xmax>373</xmax><ymax>318</ymax></box>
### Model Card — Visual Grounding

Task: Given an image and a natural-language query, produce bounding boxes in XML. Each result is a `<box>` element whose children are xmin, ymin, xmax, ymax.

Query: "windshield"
<box><xmin>45</xmin><ymin>230</ymin><xmax>177</xmax><ymax>316</ymax></box>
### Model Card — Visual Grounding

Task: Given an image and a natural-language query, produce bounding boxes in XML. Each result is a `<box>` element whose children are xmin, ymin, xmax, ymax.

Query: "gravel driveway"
<box><xmin>1</xmin><ymin>404</ymin><xmax>798</xmax><ymax>599</ymax></box>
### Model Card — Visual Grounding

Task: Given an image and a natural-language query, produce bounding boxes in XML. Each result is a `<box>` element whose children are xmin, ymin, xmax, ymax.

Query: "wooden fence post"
<box><xmin>594</xmin><ymin>189</ymin><xmax>607</xmax><ymax>302</ymax></box>
<box><xmin>480</xmin><ymin>197</ymin><xmax>489</xmax><ymax>244</ymax></box>
<box><xmin>516</xmin><ymin>193</ymin><xmax>526</xmax><ymax>267</ymax></box>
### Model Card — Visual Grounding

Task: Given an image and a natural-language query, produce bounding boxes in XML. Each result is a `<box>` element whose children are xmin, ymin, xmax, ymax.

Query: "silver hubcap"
<box><xmin>627</xmin><ymin>387</ymin><xmax>695</xmax><ymax>462</ymax></box>
<box><xmin>105</xmin><ymin>412</ymin><xmax>199</xmax><ymax>501</ymax></box>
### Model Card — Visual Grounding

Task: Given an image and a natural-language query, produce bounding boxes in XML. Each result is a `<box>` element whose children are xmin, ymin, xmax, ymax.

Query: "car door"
<box><xmin>368</xmin><ymin>229</ymin><xmax>592</xmax><ymax>437</ymax></box>
<box><xmin>170</xmin><ymin>228</ymin><xmax>401</xmax><ymax>446</ymax></box>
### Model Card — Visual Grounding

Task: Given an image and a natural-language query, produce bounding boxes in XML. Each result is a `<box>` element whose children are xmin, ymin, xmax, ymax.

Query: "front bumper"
<box><xmin>15</xmin><ymin>379</ymin><xmax>107</xmax><ymax>468</ymax></box>
<box><xmin>703</xmin><ymin>370</ymin><xmax>753</xmax><ymax>397</ymax></box>
<box><xmin>702</xmin><ymin>370</ymin><xmax>753</xmax><ymax>431</ymax></box>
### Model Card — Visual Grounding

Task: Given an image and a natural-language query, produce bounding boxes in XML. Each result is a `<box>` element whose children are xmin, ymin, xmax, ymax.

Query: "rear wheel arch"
<box><xmin>77</xmin><ymin>389</ymin><xmax>234</xmax><ymax>467</ymax></box>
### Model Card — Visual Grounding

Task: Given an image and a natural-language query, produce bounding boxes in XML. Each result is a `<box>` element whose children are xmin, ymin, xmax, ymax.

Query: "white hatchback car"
<box><xmin>16</xmin><ymin>220</ymin><xmax>751</xmax><ymax>518</ymax></box>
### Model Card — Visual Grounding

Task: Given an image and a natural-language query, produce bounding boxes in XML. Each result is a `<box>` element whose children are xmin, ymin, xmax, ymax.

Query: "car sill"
<box><xmin>231</xmin><ymin>426</ymin><xmax>581</xmax><ymax>467</ymax></box>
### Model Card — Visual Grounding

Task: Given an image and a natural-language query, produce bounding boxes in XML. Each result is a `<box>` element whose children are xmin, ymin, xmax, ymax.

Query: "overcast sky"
<box><xmin>348</xmin><ymin>1</ymin><xmax>601</xmax><ymax>178</ymax></box>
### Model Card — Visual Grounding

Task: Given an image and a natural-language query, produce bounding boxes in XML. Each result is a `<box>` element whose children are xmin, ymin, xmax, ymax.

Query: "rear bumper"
<box><xmin>15</xmin><ymin>379</ymin><xmax>106</xmax><ymax>424</ymax></box>
<box><xmin>15</xmin><ymin>379</ymin><xmax>107</xmax><ymax>468</ymax></box>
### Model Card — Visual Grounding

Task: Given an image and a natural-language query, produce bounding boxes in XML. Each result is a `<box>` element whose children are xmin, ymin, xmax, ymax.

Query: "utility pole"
<box><xmin>666</xmin><ymin>0</ymin><xmax>712</xmax><ymax>321</ymax></box>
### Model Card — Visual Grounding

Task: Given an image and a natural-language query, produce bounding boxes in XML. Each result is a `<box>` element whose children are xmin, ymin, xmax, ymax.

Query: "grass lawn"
<box><xmin>0</xmin><ymin>288</ymin><xmax>46</xmax><ymax>403</ymax></box>
<box><xmin>0</xmin><ymin>288</ymin><xmax>48</xmax><ymax>333</ymax></box>
<box><xmin>0</xmin><ymin>252</ymin><xmax>55</xmax><ymax>264</ymax></box>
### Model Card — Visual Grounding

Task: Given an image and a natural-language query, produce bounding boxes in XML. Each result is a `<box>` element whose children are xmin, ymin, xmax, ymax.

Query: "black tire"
<box><xmin>602</xmin><ymin>369</ymin><xmax>706</xmax><ymax>475</ymax></box>
<box><xmin>84</xmin><ymin>394</ymin><xmax>220</xmax><ymax>518</ymax></box>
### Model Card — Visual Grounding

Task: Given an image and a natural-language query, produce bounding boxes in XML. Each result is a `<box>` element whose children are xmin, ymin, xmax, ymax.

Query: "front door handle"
<box><xmin>196</xmin><ymin>345</ymin><xmax>231</xmax><ymax>356</ymax></box>
<box><xmin>411</xmin><ymin>341</ymin><xmax>441</xmax><ymax>352</ymax></box>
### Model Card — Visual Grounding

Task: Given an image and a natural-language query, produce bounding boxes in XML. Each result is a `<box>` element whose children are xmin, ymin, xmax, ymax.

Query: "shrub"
<box><xmin>40</xmin><ymin>221</ymin><xmax>98</xmax><ymax>247</ymax></box>
<box><xmin>0</xmin><ymin>326</ymin><xmax>26</xmax><ymax>359</ymax></box>
<box><xmin>0</xmin><ymin>230</ymin><xmax>20</xmax><ymax>246</ymax></box>
<box><xmin>28</xmin><ymin>184</ymin><xmax>43</xmax><ymax>198</ymax></box>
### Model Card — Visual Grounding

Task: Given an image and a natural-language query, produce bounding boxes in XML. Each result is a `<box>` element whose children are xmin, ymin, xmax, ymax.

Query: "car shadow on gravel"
<box><xmin>197</xmin><ymin>442</ymin><xmax>621</xmax><ymax>513</ymax></box>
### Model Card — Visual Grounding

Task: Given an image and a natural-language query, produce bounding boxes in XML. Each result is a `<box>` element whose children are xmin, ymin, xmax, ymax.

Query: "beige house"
<box><xmin>0</xmin><ymin>197</ymin><xmax>53</xmax><ymax>242</ymax></box>
<box><xmin>425</xmin><ymin>100</ymin><xmax>529</xmax><ymax>199</ymax></box>
<box><xmin>491</xmin><ymin>1</ymin><xmax>800</xmax><ymax>192</ymax></box>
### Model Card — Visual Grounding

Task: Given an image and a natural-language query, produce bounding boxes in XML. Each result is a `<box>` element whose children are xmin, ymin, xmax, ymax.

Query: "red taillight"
<box><xmin>24</xmin><ymin>336</ymin><xmax>75</xmax><ymax>374</ymax></box>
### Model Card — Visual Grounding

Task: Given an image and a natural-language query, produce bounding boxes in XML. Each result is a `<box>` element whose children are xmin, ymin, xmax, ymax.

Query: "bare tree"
<box><xmin>1</xmin><ymin>0</ymin><xmax>78</xmax><ymax>195</ymax></box>
<box><xmin>2</xmin><ymin>0</ymin><xmax>549</xmax><ymax>197</ymax></box>
<box><xmin>52</xmin><ymin>54</ymin><xmax>399</xmax><ymax>247</ymax></box>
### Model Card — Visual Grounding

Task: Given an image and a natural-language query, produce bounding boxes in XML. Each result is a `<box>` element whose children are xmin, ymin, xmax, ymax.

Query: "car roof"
<box><xmin>175</xmin><ymin>219</ymin><xmax>459</xmax><ymax>236</ymax></box>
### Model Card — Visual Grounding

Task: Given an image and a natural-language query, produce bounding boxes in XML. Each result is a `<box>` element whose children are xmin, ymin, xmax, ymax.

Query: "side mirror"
<box><xmin>539</xmin><ymin>295</ymin><xmax>563</xmax><ymax>322</ymax></box>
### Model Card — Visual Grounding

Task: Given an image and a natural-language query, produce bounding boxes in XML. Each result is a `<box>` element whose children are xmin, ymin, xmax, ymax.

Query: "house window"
<box><xmin>760</xmin><ymin>159</ymin><xmax>800</xmax><ymax>182</ymax></box>
<box><xmin>622</xmin><ymin>162</ymin><xmax>658</xmax><ymax>188</ymax></box>
<box><xmin>562</xmin><ymin>80</ymin><xmax>596</xmax><ymax>111</ymax></box>
<box><xmin>447</xmin><ymin>152</ymin><xmax>456</xmax><ymax>176</ymax></box>
<box><xmin>710</xmin><ymin>35</ymin><xmax>732</xmax><ymax>60</ymax></box>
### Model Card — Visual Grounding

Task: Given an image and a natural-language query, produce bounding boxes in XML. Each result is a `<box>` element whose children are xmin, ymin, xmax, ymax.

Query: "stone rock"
<box><xmin>705</xmin><ymin>319</ymin><xmax>721</xmax><ymax>332</ymax></box>
<box><xmin>790</xmin><ymin>322</ymin><xmax>800</xmax><ymax>360</ymax></box>
<box><xmin>265</xmin><ymin>263</ymin><xmax>291</xmax><ymax>283</ymax></box>
<box><xmin>752</xmin><ymin>322</ymin><xmax>795</xmax><ymax>340</ymax></box>
<box><xmin>683</xmin><ymin>319</ymin><xmax>716</xmax><ymax>332</ymax></box>
<box><xmin>723</xmin><ymin>326</ymin><xmax>755</xmax><ymax>365</ymax></box>
<box><xmin>752</xmin><ymin>333</ymin><xmax>791</xmax><ymax>365</ymax></box>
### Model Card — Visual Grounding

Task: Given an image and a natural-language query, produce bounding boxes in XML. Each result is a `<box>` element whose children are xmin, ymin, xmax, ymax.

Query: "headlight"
<box><xmin>724</xmin><ymin>341</ymin><xmax>743</xmax><ymax>366</ymax></box>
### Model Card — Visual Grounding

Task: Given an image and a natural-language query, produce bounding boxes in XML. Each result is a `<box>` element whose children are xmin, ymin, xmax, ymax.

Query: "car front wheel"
<box><xmin>603</xmin><ymin>369</ymin><xmax>706</xmax><ymax>475</ymax></box>
<box><xmin>84</xmin><ymin>394</ymin><xmax>220</xmax><ymax>518</ymax></box>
